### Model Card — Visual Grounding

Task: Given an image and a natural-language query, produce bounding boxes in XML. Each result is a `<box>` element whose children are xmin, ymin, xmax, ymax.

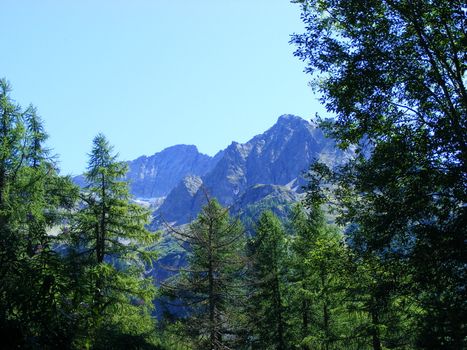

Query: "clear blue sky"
<box><xmin>1</xmin><ymin>0</ymin><xmax>325</xmax><ymax>175</ymax></box>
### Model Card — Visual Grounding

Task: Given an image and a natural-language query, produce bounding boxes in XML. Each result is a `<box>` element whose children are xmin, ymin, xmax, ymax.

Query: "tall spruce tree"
<box><xmin>0</xmin><ymin>78</ymin><xmax>25</xmax><ymax>303</ymax></box>
<box><xmin>288</xmin><ymin>203</ymin><xmax>320</xmax><ymax>344</ymax></box>
<box><xmin>300</xmin><ymin>224</ymin><xmax>357</xmax><ymax>350</ymax></box>
<box><xmin>14</xmin><ymin>107</ymin><xmax>79</xmax><ymax>348</ymax></box>
<box><xmin>304</xmin><ymin>162</ymin><xmax>417</xmax><ymax>350</ymax></box>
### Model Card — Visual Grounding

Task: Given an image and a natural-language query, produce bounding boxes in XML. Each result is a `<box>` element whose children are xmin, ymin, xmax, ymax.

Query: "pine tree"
<box><xmin>0</xmin><ymin>78</ymin><xmax>25</xmax><ymax>298</ymax></box>
<box><xmin>302</xmin><ymin>163</ymin><xmax>420</xmax><ymax>349</ymax></box>
<box><xmin>288</xmin><ymin>200</ymin><xmax>362</xmax><ymax>349</ymax></box>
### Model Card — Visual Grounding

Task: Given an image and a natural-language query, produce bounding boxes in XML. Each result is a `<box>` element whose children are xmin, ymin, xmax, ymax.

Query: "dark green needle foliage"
<box><xmin>287</xmin><ymin>203</ymin><xmax>315</xmax><ymax>345</ymax></box>
<box><xmin>247</xmin><ymin>211</ymin><xmax>288</xmax><ymax>350</ymax></box>
<box><xmin>0</xmin><ymin>80</ymin><xmax>164</xmax><ymax>349</ymax></box>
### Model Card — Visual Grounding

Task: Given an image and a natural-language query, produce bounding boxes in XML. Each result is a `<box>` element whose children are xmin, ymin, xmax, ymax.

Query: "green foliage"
<box><xmin>162</xmin><ymin>199</ymin><xmax>246</xmax><ymax>349</ymax></box>
<box><xmin>292</xmin><ymin>0</ymin><xmax>466</xmax><ymax>348</ymax></box>
<box><xmin>240</xmin><ymin>195</ymin><xmax>296</xmax><ymax>236</ymax></box>
<box><xmin>287</xmin><ymin>203</ymin><xmax>367</xmax><ymax>349</ymax></box>
<box><xmin>66</xmin><ymin>133</ymin><xmax>159</xmax><ymax>348</ymax></box>
<box><xmin>156</xmin><ymin>321</ymin><xmax>195</xmax><ymax>350</ymax></box>
<box><xmin>0</xmin><ymin>80</ymin><xmax>164</xmax><ymax>349</ymax></box>
<box><xmin>0</xmin><ymin>78</ymin><xmax>80</xmax><ymax>348</ymax></box>
<box><xmin>247</xmin><ymin>211</ymin><xmax>289</xmax><ymax>349</ymax></box>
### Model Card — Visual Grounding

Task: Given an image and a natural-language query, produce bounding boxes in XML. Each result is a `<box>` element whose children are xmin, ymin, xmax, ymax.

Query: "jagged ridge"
<box><xmin>153</xmin><ymin>115</ymin><xmax>350</xmax><ymax>227</ymax></box>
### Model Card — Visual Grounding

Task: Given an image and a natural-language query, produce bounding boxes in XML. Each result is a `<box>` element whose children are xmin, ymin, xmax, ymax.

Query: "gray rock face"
<box><xmin>233</xmin><ymin>184</ymin><xmax>301</xmax><ymax>209</ymax></box>
<box><xmin>74</xmin><ymin>115</ymin><xmax>348</xmax><ymax>228</ymax></box>
<box><xmin>202</xmin><ymin>114</ymin><xmax>335</xmax><ymax>204</ymax></box>
<box><xmin>74</xmin><ymin>145</ymin><xmax>223</xmax><ymax>200</ymax></box>
<box><xmin>126</xmin><ymin>145</ymin><xmax>220</xmax><ymax>198</ymax></box>
<box><xmin>154</xmin><ymin>175</ymin><xmax>204</xmax><ymax>226</ymax></box>
<box><xmin>154</xmin><ymin>115</ymin><xmax>350</xmax><ymax>226</ymax></box>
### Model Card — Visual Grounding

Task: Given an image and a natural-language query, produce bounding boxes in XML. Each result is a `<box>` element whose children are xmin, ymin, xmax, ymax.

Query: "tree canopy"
<box><xmin>292</xmin><ymin>0</ymin><xmax>466</xmax><ymax>348</ymax></box>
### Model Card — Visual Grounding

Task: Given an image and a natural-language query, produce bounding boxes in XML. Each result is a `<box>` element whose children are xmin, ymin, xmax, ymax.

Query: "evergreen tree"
<box><xmin>304</xmin><ymin>163</ymin><xmax>418</xmax><ymax>350</ymax></box>
<box><xmin>287</xmin><ymin>203</ymin><xmax>319</xmax><ymax>344</ymax></box>
<box><xmin>68</xmin><ymin>133</ymin><xmax>158</xmax><ymax>348</ymax></box>
<box><xmin>247</xmin><ymin>211</ymin><xmax>288</xmax><ymax>349</ymax></box>
<box><xmin>302</xmin><ymin>226</ymin><xmax>359</xmax><ymax>350</ymax></box>
<box><xmin>0</xmin><ymin>78</ymin><xmax>26</xmax><ymax>303</ymax></box>
<box><xmin>346</xmin><ymin>234</ymin><xmax>418</xmax><ymax>350</ymax></box>
<box><xmin>163</xmin><ymin>199</ymin><xmax>246</xmax><ymax>350</ymax></box>
<box><xmin>0</xmin><ymin>78</ymin><xmax>79</xmax><ymax>348</ymax></box>
<box><xmin>288</xmin><ymin>200</ymin><xmax>364</xmax><ymax>349</ymax></box>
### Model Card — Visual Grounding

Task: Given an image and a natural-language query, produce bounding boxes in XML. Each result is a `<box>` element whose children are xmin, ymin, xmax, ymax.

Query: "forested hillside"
<box><xmin>0</xmin><ymin>0</ymin><xmax>465</xmax><ymax>349</ymax></box>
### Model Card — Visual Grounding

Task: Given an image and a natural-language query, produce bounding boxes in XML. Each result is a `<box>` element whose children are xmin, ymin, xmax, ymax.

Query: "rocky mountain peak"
<box><xmin>276</xmin><ymin>113</ymin><xmax>309</xmax><ymax>125</ymax></box>
<box><xmin>158</xmin><ymin>144</ymin><xmax>199</xmax><ymax>156</ymax></box>
<box><xmin>124</xmin><ymin>145</ymin><xmax>218</xmax><ymax>199</ymax></box>
<box><xmin>153</xmin><ymin>115</ymin><xmax>350</xmax><ymax>227</ymax></box>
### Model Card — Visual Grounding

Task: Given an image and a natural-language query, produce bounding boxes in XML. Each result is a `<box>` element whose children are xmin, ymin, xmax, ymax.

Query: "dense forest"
<box><xmin>0</xmin><ymin>1</ymin><xmax>465</xmax><ymax>349</ymax></box>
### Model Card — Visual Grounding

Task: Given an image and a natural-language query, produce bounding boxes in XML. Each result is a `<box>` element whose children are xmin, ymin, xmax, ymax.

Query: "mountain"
<box><xmin>74</xmin><ymin>114</ymin><xmax>348</xmax><ymax>228</ymax></box>
<box><xmin>74</xmin><ymin>144</ymin><xmax>223</xmax><ymax>199</ymax></box>
<box><xmin>148</xmin><ymin>115</ymin><xmax>350</xmax><ymax>318</ymax></box>
<box><xmin>152</xmin><ymin>115</ymin><xmax>350</xmax><ymax>227</ymax></box>
<box><xmin>126</xmin><ymin>145</ymin><xmax>222</xmax><ymax>198</ymax></box>
<box><xmin>201</xmin><ymin>114</ymin><xmax>339</xmax><ymax>202</ymax></box>
<box><xmin>154</xmin><ymin>175</ymin><xmax>204</xmax><ymax>225</ymax></box>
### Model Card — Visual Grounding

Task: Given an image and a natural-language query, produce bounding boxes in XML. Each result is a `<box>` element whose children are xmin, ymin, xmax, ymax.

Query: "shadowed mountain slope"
<box><xmin>153</xmin><ymin>115</ymin><xmax>349</xmax><ymax>227</ymax></box>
